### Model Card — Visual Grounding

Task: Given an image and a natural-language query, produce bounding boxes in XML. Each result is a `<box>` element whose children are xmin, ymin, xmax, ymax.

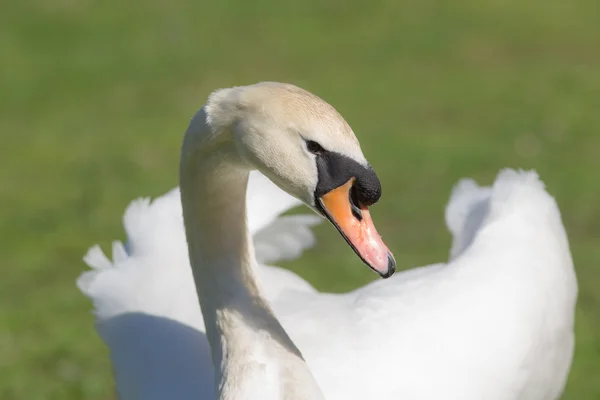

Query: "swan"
<box><xmin>80</xmin><ymin>81</ymin><xmax>395</xmax><ymax>399</ymax></box>
<box><xmin>79</xmin><ymin>82</ymin><xmax>577</xmax><ymax>400</ymax></box>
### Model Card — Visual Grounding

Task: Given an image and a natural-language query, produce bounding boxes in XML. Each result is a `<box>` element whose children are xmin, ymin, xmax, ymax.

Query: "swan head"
<box><xmin>201</xmin><ymin>82</ymin><xmax>396</xmax><ymax>278</ymax></box>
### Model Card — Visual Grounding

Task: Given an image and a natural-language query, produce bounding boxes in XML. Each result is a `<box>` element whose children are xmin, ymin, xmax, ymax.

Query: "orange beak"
<box><xmin>317</xmin><ymin>179</ymin><xmax>396</xmax><ymax>278</ymax></box>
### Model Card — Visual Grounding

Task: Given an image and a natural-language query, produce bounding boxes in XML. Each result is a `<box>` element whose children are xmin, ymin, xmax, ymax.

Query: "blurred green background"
<box><xmin>1</xmin><ymin>0</ymin><xmax>599</xmax><ymax>398</ymax></box>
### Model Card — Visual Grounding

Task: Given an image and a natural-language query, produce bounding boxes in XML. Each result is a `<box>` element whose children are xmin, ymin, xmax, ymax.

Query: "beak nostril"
<box><xmin>349</xmin><ymin>186</ymin><xmax>363</xmax><ymax>221</ymax></box>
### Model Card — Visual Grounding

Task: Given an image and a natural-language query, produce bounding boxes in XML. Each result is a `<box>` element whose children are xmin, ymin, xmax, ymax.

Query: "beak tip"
<box><xmin>378</xmin><ymin>252</ymin><xmax>396</xmax><ymax>279</ymax></box>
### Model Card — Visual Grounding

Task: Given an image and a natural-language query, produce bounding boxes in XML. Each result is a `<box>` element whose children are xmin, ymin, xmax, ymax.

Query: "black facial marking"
<box><xmin>313</xmin><ymin>150</ymin><xmax>382</xmax><ymax>206</ymax></box>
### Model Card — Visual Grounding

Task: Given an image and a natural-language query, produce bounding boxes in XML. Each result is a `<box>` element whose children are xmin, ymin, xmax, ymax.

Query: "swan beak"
<box><xmin>317</xmin><ymin>179</ymin><xmax>396</xmax><ymax>278</ymax></box>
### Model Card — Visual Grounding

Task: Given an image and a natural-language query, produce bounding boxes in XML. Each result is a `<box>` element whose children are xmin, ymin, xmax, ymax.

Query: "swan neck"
<box><xmin>182</xmin><ymin>154</ymin><xmax>257</xmax><ymax>303</ymax></box>
<box><xmin>180</xmin><ymin>140</ymin><xmax>324</xmax><ymax>399</ymax></box>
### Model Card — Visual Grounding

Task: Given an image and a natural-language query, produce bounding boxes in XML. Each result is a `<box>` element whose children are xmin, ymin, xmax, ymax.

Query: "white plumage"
<box><xmin>79</xmin><ymin>168</ymin><xmax>577</xmax><ymax>400</ymax></box>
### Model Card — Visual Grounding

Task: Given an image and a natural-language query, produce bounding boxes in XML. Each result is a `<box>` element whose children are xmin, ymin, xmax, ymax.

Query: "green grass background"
<box><xmin>1</xmin><ymin>0</ymin><xmax>599</xmax><ymax>398</ymax></box>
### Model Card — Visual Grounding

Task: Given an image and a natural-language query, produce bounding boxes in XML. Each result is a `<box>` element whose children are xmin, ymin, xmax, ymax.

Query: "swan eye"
<box><xmin>306</xmin><ymin>140</ymin><xmax>326</xmax><ymax>155</ymax></box>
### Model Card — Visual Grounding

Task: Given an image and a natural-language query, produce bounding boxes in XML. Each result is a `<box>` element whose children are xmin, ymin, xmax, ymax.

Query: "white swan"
<box><xmin>79</xmin><ymin>82</ymin><xmax>577</xmax><ymax>400</ymax></box>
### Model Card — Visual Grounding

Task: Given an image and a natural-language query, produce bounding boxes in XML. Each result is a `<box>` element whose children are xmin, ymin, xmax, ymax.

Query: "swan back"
<box><xmin>77</xmin><ymin>168</ymin><xmax>577</xmax><ymax>400</ymax></box>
